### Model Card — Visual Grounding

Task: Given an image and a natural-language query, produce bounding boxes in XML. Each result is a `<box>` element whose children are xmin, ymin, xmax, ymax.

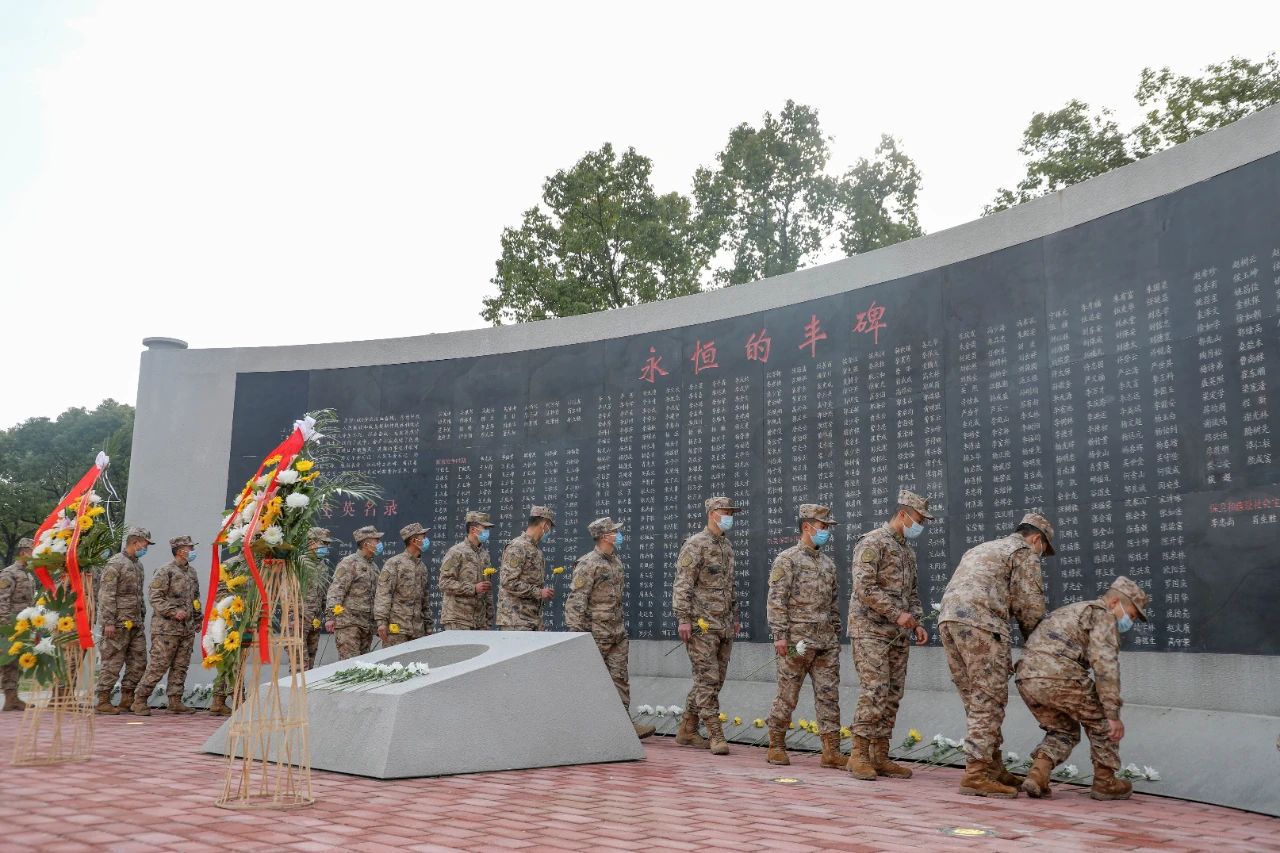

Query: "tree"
<box><xmin>694</xmin><ymin>100</ymin><xmax>838</xmax><ymax>285</ymax></box>
<box><xmin>0</xmin><ymin>400</ymin><xmax>133</xmax><ymax>564</ymax></box>
<box><xmin>836</xmin><ymin>134</ymin><xmax>925</xmax><ymax>256</ymax></box>
<box><xmin>481</xmin><ymin>144</ymin><xmax>712</xmax><ymax>325</ymax></box>
<box><xmin>987</xmin><ymin>53</ymin><xmax>1280</xmax><ymax>214</ymax></box>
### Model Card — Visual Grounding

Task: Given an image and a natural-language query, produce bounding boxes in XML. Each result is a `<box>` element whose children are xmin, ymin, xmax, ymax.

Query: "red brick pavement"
<box><xmin>0</xmin><ymin>713</ymin><xmax>1274</xmax><ymax>852</ymax></box>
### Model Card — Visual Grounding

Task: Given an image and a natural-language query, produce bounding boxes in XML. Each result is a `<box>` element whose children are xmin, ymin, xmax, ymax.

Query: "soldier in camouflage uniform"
<box><xmin>325</xmin><ymin>526</ymin><xmax>382</xmax><ymax>658</ymax></box>
<box><xmin>765</xmin><ymin>504</ymin><xmax>843</xmax><ymax>770</ymax></box>
<box><xmin>95</xmin><ymin>526</ymin><xmax>153</xmax><ymax>714</ymax></box>
<box><xmin>375</xmin><ymin>522</ymin><xmax>431</xmax><ymax>646</ymax></box>
<box><xmin>439</xmin><ymin>511</ymin><xmax>494</xmax><ymax>630</ymax></box>
<box><xmin>566</xmin><ymin>517</ymin><xmax>654</xmax><ymax>740</ymax></box>
<box><xmin>673</xmin><ymin>496</ymin><xmax>741</xmax><ymax>756</ymax></box>
<box><xmin>497</xmin><ymin>506</ymin><xmax>555</xmax><ymax>631</ymax></box>
<box><xmin>131</xmin><ymin>535</ymin><xmax>201</xmax><ymax>715</ymax></box>
<box><xmin>847</xmin><ymin>490</ymin><xmax>934</xmax><ymax>781</ymax></box>
<box><xmin>301</xmin><ymin>528</ymin><xmax>333</xmax><ymax>670</ymax></box>
<box><xmin>1016</xmin><ymin>576</ymin><xmax>1148</xmax><ymax>802</ymax></box>
<box><xmin>0</xmin><ymin>537</ymin><xmax>36</xmax><ymax>711</ymax></box>
<box><xmin>208</xmin><ymin>554</ymin><xmax>242</xmax><ymax>716</ymax></box>
<box><xmin>939</xmin><ymin>511</ymin><xmax>1052</xmax><ymax>797</ymax></box>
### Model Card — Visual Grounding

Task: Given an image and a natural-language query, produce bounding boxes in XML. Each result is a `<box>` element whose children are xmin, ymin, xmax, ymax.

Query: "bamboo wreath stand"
<box><xmin>13</xmin><ymin>578</ymin><xmax>97</xmax><ymax>766</ymax></box>
<box><xmin>216</xmin><ymin>559</ymin><xmax>313</xmax><ymax>809</ymax></box>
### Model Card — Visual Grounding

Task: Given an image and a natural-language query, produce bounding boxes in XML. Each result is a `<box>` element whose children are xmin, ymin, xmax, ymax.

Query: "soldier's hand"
<box><xmin>678</xmin><ymin>622</ymin><xmax>692</xmax><ymax>643</ymax></box>
<box><xmin>1108</xmin><ymin>719</ymin><xmax>1125</xmax><ymax>742</ymax></box>
<box><xmin>539</xmin><ymin>587</ymin><xmax>554</xmax><ymax>601</ymax></box>
<box><xmin>174</xmin><ymin>609</ymin><xmax>188</xmax><ymax>621</ymax></box>
<box><xmin>733</xmin><ymin>621</ymin><xmax>741</xmax><ymax>636</ymax></box>
<box><xmin>895</xmin><ymin>611</ymin><xmax>917</xmax><ymax>629</ymax></box>
<box><xmin>475</xmin><ymin>581</ymin><xmax>492</xmax><ymax>595</ymax></box>
<box><xmin>325</xmin><ymin>619</ymin><xmax>336</xmax><ymax>632</ymax></box>
<box><xmin>773</xmin><ymin>638</ymin><xmax>788</xmax><ymax>657</ymax></box>
<box><xmin>913</xmin><ymin>626</ymin><xmax>929</xmax><ymax>646</ymax></box>
<box><xmin>103</xmin><ymin>625</ymin><xmax>116</xmax><ymax>639</ymax></box>
<box><xmin>377</xmin><ymin>626</ymin><xmax>389</xmax><ymax>644</ymax></box>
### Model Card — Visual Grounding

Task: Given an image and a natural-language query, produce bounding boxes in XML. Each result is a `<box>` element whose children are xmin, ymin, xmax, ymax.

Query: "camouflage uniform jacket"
<box><xmin>565</xmin><ymin>547</ymin><xmax>626</xmax><ymax>641</ymax></box>
<box><xmin>300</xmin><ymin>553</ymin><xmax>331</xmax><ymax>626</ymax></box>
<box><xmin>326</xmin><ymin>552</ymin><xmax>378</xmax><ymax>629</ymax></box>
<box><xmin>849</xmin><ymin>524</ymin><xmax>922</xmax><ymax>639</ymax></box>
<box><xmin>672</xmin><ymin>529</ymin><xmax>737</xmax><ymax>635</ymax></box>
<box><xmin>1017</xmin><ymin>598</ymin><xmax>1124</xmax><ymax>720</ymax></box>
<box><xmin>148</xmin><ymin>559</ymin><xmax>200</xmax><ymax>636</ymax></box>
<box><xmin>374</xmin><ymin>550</ymin><xmax>429</xmax><ymax>636</ymax></box>
<box><xmin>939</xmin><ymin>533</ymin><xmax>1045</xmax><ymax>639</ymax></box>
<box><xmin>439</xmin><ymin>539</ymin><xmax>491</xmax><ymax>628</ymax></box>
<box><xmin>0</xmin><ymin>562</ymin><xmax>35</xmax><ymax>622</ymax></box>
<box><xmin>767</xmin><ymin>543</ymin><xmax>839</xmax><ymax>648</ymax></box>
<box><xmin>497</xmin><ymin>533</ymin><xmax>545</xmax><ymax>629</ymax></box>
<box><xmin>97</xmin><ymin>551</ymin><xmax>145</xmax><ymax>628</ymax></box>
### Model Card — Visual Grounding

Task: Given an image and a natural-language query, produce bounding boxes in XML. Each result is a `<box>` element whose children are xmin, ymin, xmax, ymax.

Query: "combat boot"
<box><xmin>1022</xmin><ymin>755</ymin><xmax>1054</xmax><ymax>798</ymax></box>
<box><xmin>116</xmin><ymin>687</ymin><xmax>136</xmax><ymax>714</ymax></box>
<box><xmin>675</xmin><ymin>710</ymin><xmax>708</xmax><ymax>748</ymax></box>
<box><xmin>992</xmin><ymin>748</ymin><xmax>1024</xmax><ymax>787</ymax></box>
<box><xmin>706</xmin><ymin>717</ymin><xmax>729</xmax><ymax>755</ymax></box>
<box><xmin>766</xmin><ymin>729</ymin><xmax>789</xmax><ymax>765</ymax></box>
<box><xmin>633</xmin><ymin>721</ymin><xmax>655</xmax><ymax>739</ymax></box>
<box><xmin>167</xmin><ymin>697</ymin><xmax>196</xmax><ymax>715</ymax></box>
<box><xmin>208</xmin><ymin>693</ymin><xmax>232</xmax><ymax>716</ymax></box>
<box><xmin>846</xmin><ymin>734</ymin><xmax>876</xmax><ymax>780</ymax></box>
<box><xmin>959</xmin><ymin>759</ymin><xmax>1018</xmax><ymax>798</ymax></box>
<box><xmin>95</xmin><ymin>692</ymin><xmax>119</xmax><ymax>715</ymax></box>
<box><xmin>2</xmin><ymin>689</ymin><xmax>26</xmax><ymax>712</ymax></box>
<box><xmin>1090</xmin><ymin>765</ymin><xmax>1132</xmax><ymax>801</ymax></box>
<box><xmin>870</xmin><ymin>738</ymin><xmax>913</xmax><ymax>778</ymax></box>
<box><xmin>129</xmin><ymin>692</ymin><xmax>151</xmax><ymax>716</ymax></box>
<box><xmin>819</xmin><ymin>732</ymin><xmax>845</xmax><ymax>770</ymax></box>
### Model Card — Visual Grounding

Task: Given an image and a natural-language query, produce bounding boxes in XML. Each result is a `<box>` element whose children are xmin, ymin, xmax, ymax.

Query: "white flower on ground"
<box><xmin>668</xmin><ymin>705</ymin><xmax>682</xmax><ymax>716</ymax></box>
<box><xmin>34</xmin><ymin>636</ymin><xmax>56</xmax><ymax>656</ymax></box>
<box><xmin>285</xmin><ymin>492</ymin><xmax>309</xmax><ymax>509</ymax></box>
<box><xmin>637</xmin><ymin>704</ymin><xmax>654</xmax><ymax>715</ymax></box>
<box><xmin>1143</xmin><ymin>766</ymin><xmax>1160</xmax><ymax>781</ymax></box>
<box><xmin>407</xmin><ymin>662</ymin><xmax>429</xmax><ymax>675</ymax></box>
<box><xmin>1006</xmin><ymin>752</ymin><xmax>1019</xmax><ymax>763</ymax></box>
<box><xmin>261</xmin><ymin>525</ymin><xmax>284</xmax><ymax>546</ymax></box>
<box><xmin>1065</xmin><ymin>764</ymin><xmax>1078</xmax><ymax>776</ymax></box>
<box><xmin>388</xmin><ymin>662</ymin><xmax>404</xmax><ymax>671</ymax></box>
<box><xmin>795</xmin><ymin>640</ymin><xmax>808</xmax><ymax>655</ymax></box>
<box><xmin>654</xmin><ymin>706</ymin><xmax>667</xmax><ymax>717</ymax></box>
<box><xmin>932</xmin><ymin>733</ymin><xmax>946</xmax><ymax>746</ymax></box>
<box><xmin>1125</xmin><ymin>762</ymin><xmax>1143</xmax><ymax>777</ymax></box>
<box><xmin>275</xmin><ymin>469</ymin><xmax>300</xmax><ymax>485</ymax></box>
<box><xmin>354</xmin><ymin>661</ymin><xmax>375</xmax><ymax>670</ymax></box>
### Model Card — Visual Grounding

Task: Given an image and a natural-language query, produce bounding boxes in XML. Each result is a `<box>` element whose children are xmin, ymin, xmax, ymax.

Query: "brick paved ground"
<box><xmin>0</xmin><ymin>713</ymin><xmax>1274</xmax><ymax>853</ymax></box>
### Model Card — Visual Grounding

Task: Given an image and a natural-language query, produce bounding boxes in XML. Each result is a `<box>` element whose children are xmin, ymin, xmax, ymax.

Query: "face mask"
<box><xmin>614</xmin><ymin>531</ymin><xmax>624</xmax><ymax>547</ymax></box>
<box><xmin>374</xmin><ymin>542</ymin><xmax>384</xmax><ymax>556</ymax></box>
<box><xmin>478</xmin><ymin>529</ymin><xmax>490</xmax><ymax>544</ymax></box>
<box><xmin>718</xmin><ymin>515</ymin><xmax>734</xmax><ymax>532</ymax></box>
<box><xmin>136</xmin><ymin>546</ymin><xmax>148</xmax><ymax>558</ymax></box>
<box><xmin>811</xmin><ymin>528</ymin><xmax>830</xmax><ymax>547</ymax></box>
<box><xmin>184</xmin><ymin>550</ymin><xmax>196</xmax><ymax>563</ymax></box>
<box><xmin>419</xmin><ymin>537</ymin><xmax>430</xmax><ymax>552</ymax></box>
<box><xmin>903</xmin><ymin>519</ymin><xmax>923</xmax><ymax>540</ymax></box>
<box><xmin>1115</xmin><ymin>608</ymin><xmax>1133</xmax><ymax>634</ymax></box>
<box><xmin>316</xmin><ymin>546</ymin><xmax>330</xmax><ymax>558</ymax></box>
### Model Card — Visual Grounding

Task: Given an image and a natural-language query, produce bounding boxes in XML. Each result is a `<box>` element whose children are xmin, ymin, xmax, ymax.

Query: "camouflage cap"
<box><xmin>704</xmin><ymin>496</ymin><xmax>741</xmax><ymax>513</ymax></box>
<box><xmin>465</xmin><ymin>511</ymin><xmax>495</xmax><ymax>528</ymax></box>
<box><xmin>898</xmin><ymin>489</ymin><xmax>935</xmax><ymax>520</ymax></box>
<box><xmin>1017</xmin><ymin>512</ymin><xmax>1056</xmax><ymax>556</ymax></box>
<box><xmin>16</xmin><ymin>537</ymin><xmax>34</xmax><ymax>551</ymax></box>
<box><xmin>798</xmin><ymin>504</ymin><xmax>839</xmax><ymax>525</ymax></box>
<box><xmin>587</xmin><ymin>517</ymin><xmax>624</xmax><ymax>539</ymax></box>
<box><xmin>353</xmin><ymin>525</ymin><xmax>384</xmax><ymax>544</ymax></box>
<box><xmin>529</xmin><ymin>505</ymin><xmax>556</xmax><ymax>525</ymax></box>
<box><xmin>307</xmin><ymin>527</ymin><xmax>334</xmax><ymax>543</ymax></box>
<box><xmin>168</xmin><ymin>535</ymin><xmax>197</xmax><ymax>549</ymax></box>
<box><xmin>125</xmin><ymin>526</ymin><xmax>155</xmax><ymax>545</ymax></box>
<box><xmin>400</xmin><ymin>522</ymin><xmax>429</xmax><ymax>542</ymax></box>
<box><xmin>1109</xmin><ymin>576</ymin><xmax>1149</xmax><ymax>622</ymax></box>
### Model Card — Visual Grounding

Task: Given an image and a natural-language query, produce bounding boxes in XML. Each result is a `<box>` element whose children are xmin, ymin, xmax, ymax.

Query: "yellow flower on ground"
<box><xmin>333</xmin><ymin>604</ymin><xmax>345</xmax><ymax>615</ymax></box>
<box><xmin>788</xmin><ymin>721</ymin><xmax>796</xmax><ymax>730</ymax></box>
<box><xmin>389</xmin><ymin>624</ymin><xmax>401</xmax><ymax>634</ymax></box>
<box><xmin>840</xmin><ymin>726</ymin><xmax>852</xmax><ymax>739</ymax></box>
<box><xmin>13</xmin><ymin>619</ymin><xmax>29</xmax><ymax>634</ymax></box>
<box><xmin>552</xmin><ymin>566</ymin><xmax>565</xmax><ymax>575</ymax></box>
<box><xmin>753</xmin><ymin>718</ymin><xmax>765</xmax><ymax>728</ymax></box>
<box><xmin>483</xmin><ymin>567</ymin><xmax>496</xmax><ymax>577</ymax></box>
<box><xmin>908</xmin><ymin>728</ymin><xmax>922</xmax><ymax>742</ymax></box>
<box><xmin>733</xmin><ymin>716</ymin><xmax>743</xmax><ymax>726</ymax></box>
<box><xmin>312</xmin><ymin>618</ymin><xmax>321</xmax><ymax>629</ymax></box>
<box><xmin>57</xmin><ymin>616</ymin><xmax>75</xmax><ymax>632</ymax></box>
<box><xmin>798</xmin><ymin>718</ymin><xmax>809</xmax><ymax>728</ymax></box>
<box><xmin>7</xmin><ymin>641</ymin><xmax>23</xmax><ymax>656</ymax></box>
<box><xmin>123</xmin><ymin>619</ymin><xmax>134</xmax><ymax>630</ymax></box>
<box><xmin>294</xmin><ymin>459</ymin><xmax>314</xmax><ymax>472</ymax></box>
<box><xmin>202</xmin><ymin>653</ymin><xmax>223</xmax><ymax>668</ymax></box>
<box><xmin>18</xmin><ymin>653</ymin><xmax>36</xmax><ymax>670</ymax></box>
<box><xmin>718</xmin><ymin>712</ymin><xmax>728</xmax><ymax>723</ymax></box>
<box><xmin>30</xmin><ymin>614</ymin><xmax>46</xmax><ymax>630</ymax></box>
<box><xmin>230</xmin><ymin>597</ymin><xmax>246</xmax><ymax>614</ymax></box>
<box><xmin>697</xmin><ymin>617</ymin><xmax>709</xmax><ymax>633</ymax></box>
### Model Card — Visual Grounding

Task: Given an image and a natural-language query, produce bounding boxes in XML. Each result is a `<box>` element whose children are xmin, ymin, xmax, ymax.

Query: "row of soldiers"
<box><xmin>1</xmin><ymin>493</ymin><xmax>1146</xmax><ymax>800</ymax></box>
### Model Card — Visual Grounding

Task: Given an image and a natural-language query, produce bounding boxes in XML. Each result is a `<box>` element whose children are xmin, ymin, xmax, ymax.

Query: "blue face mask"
<box><xmin>374</xmin><ymin>541</ymin><xmax>384</xmax><ymax>556</ymax></box>
<box><xmin>136</xmin><ymin>546</ymin><xmax>148</xmax><ymax>558</ymax></box>
<box><xmin>315</xmin><ymin>546</ymin><xmax>330</xmax><ymax>558</ymax></box>
<box><xmin>811</xmin><ymin>528</ymin><xmax>831</xmax><ymax>547</ymax></box>
<box><xmin>1116</xmin><ymin>612</ymin><xmax>1133</xmax><ymax>633</ymax></box>
<box><xmin>184</xmin><ymin>549</ymin><xmax>196</xmax><ymax>563</ymax></box>
<box><xmin>718</xmin><ymin>515</ymin><xmax>734</xmax><ymax>532</ymax></box>
<box><xmin>903</xmin><ymin>519</ymin><xmax>924</xmax><ymax>540</ymax></box>
<box><xmin>419</xmin><ymin>537</ymin><xmax>430</xmax><ymax>552</ymax></box>
<box><xmin>478</xmin><ymin>529</ymin><xmax>490</xmax><ymax>544</ymax></box>
<box><xmin>614</xmin><ymin>531</ymin><xmax>624</xmax><ymax>547</ymax></box>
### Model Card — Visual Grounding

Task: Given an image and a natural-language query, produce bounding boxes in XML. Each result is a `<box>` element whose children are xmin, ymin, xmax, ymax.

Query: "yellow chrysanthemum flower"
<box><xmin>753</xmin><ymin>718</ymin><xmax>765</xmax><ymax>728</ymax></box>
<box><xmin>18</xmin><ymin>653</ymin><xmax>36</xmax><ymax>670</ymax></box>
<box><xmin>788</xmin><ymin>721</ymin><xmax>796</xmax><ymax>730</ymax></box>
<box><xmin>87</xmin><ymin>506</ymin><xmax>106</xmax><ymax>518</ymax></box>
<box><xmin>35</xmin><ymin>597</ymin><xmax>47</xmax><ymax>607</ymax></box>
<box><xmin>57</xmin><ymin>616</ymin><xmax>75</xmax><ymax>632</ymax></box>
<box><xmin>13</xmin><ymin>619</ymin><xmax>30</xmax><ymax>635</ymax></box>
<box><xmin>798</xmin><ymin>718</ymin><xmax>809</xmax><ymax>728</ymax></box>
<box><xmin>333</xmin><ymin>604</ymin><xmax>345</xmax><ymax>615</ymax></box>
<box><xmin>202</xmin><ymin>653</ymin><xmax>223</xmax><ymax>668</ymax></box>
<box><xmin>227</xmin><ymin>575</ymin><xmax>248</xmax><ymax>589</ymax></box>
<box><xmin>697</xmin><ymin>618</ymin><xmax>709</xmax><ymax>633</ymax></box>
<box><xmin>389</xmin><ymin>624</ymin><xmax>401</xmax><ymax>634</ymax></box>
<box><xmin>718</xmin><ymin>712</ymin><xmax>728</xmax><ymax>723</ymax></box>
<box><xmin>223</xmin><ymin>636</ymin><xmax>241</xmax><ymax>651</ymax></box>
<box><xmin>300</xmin><ymin>472</ymin><xmax>320</xmax><ymax>482</ymax></box>
<box><xmin>294</xmin><ymin>459</ymin><xmax>314</xmax><ymax>472</ymax></box>
<box><xmin>483</xmin><ymin>567</ymin><xmax>496</xmax><ymax>577</ymax></box>
<box><xmin>908</xmin><ymin>728</ymin><xmax>922</xmax><ymax>742</ymax></box>
<box><xmin>312</xmin><ymin>618</ymin><xmax>321</xmax><ymax>629</ymax></box>
<box><xmin>230</xmin><ymin>597</ymin><xmax>246</xmax><ymax>614</ymax></box>
<box><xmin>218</xmin><ymin>608</ymin><xmax>230</xmax><ymax>622</ymax></box>
<box><xmin>123</xmin><ymin>619</ymin><xmax>134</xmax><ymax>630</ymax></box>
<box><xmin>7</xmin><ymin>641</ymin><xmax>23</xmax><ymax>656</ymax></box>
<box><xmin>264</xmin><ymin>454</ymin><xmax>282</xmax><ymax>467</ymax></box>
<box><xmin>840</xmin><ymin>726</ymin><xmax>852</xmax><ymax>739</ymax></box>
<box><xmin>733</xmin><ymin>716</ymin><xmax>743</xmax><ymax>726</ymax></box>
<box><xmin>78</xmin><ymin>515</ymin><xmax>94</xmax><ymax>531</ymax></box>
<box><xmin>552</xmin><ymin>566</ymin><xmax>565</xmax><ymax>575</ymax></box>
<box><xmin>30</xmin><ymin>614</ymin><xmax>46</xmax><ymax>630</ymax></box>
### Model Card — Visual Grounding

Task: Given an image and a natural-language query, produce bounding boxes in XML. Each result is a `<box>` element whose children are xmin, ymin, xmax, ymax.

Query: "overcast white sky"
<box><xmin>3</xmin><ymin>0</ymin><xmax>1278</xmax><ymax>428</ymax></box>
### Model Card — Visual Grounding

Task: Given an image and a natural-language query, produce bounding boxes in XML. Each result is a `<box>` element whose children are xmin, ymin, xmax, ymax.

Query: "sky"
<box><xmin>3</xmin><ymin>0</ymin><xmax>1278</xmax><ymax>428</ymax></box>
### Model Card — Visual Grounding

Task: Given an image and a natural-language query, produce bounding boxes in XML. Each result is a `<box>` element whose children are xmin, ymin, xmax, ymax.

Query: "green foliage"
<box><xmin>988</xmin><ymin>53</ymin><xmax>1280</xmax><ymax>214</ymax></box>
<box><xmin>836</xmin><ymin>134</ymin><xmax>925</xmax><ymax>256</ymax></box>
<box><xmin>0</xmin><ymin>400</ymin><xmax>132</xmax><ymax>565</ymax></box>
<box><xmin>481</xmin><ymin>144</ymin><xmax>713</xmax><ymax>325</ymax></box>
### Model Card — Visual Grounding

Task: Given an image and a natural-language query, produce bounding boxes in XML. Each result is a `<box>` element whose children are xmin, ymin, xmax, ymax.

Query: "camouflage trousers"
<box><xmin>851</xmin><ymin>636</ymin><xmax>909</xmax><ymax>738</ymax></box>
<box><xmin>135</xmin><ymin>633</ymin><xmax>195</xmax><ymax>701</ymax></box>
<box><xmin>304</xmin><ymin>626</ymin><xmax>320</xmax><ymax>670</ymax></box>
<box><xmin>1016</xmin><ymin>676</ymin><xmax>1120</xmax><ymax>771</ymax></box>
<box><xmin>684</xmin><ymin>632</ymin><xmax>732</xmax><ymax>724</ymax></box>
<box><xmin>441</xmin><ymin>621</ymin><xmax>483</xmax><ymax>631</ymax></box>
<box><xmin>593</xmin><ymin>634</ymin><xmax>630</xmax><ymax>710</ymax></box>
<box><xmin>383</xmin><ymin>631</ymin><xmax>420</xmax><ymax>648</ymax></box>
<box><xmin>95</xmin><ymin>624</ymin><xmax>148</xmax><ymax>697</ymax></box>
<box><xmin>0</xmin><ymin>661</ymin><xmax>18</xmax><ymax>693</ymax></box>
<box><xmin>335</xmin><ymin>624</ymin><xmax>372</xmax><ymax>659</ymax></box>
<box><xmin>767</xmin><ymin>644</ymin><xmax>841</xmax><ymax>735</ymax></box>
<box><xmin>939</xmin><ymin>622</ymin><xmax>1012</xmax><ymax>761</ymax></box>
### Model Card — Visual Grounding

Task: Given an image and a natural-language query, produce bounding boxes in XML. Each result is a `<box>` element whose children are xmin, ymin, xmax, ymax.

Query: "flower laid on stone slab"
<box><xmin>311</xmin><ymin>660</ymin><xmax>430</xmax><ymax>691</ymax></box>
<box><xmin>1118</xmin><ymin>763</ymin><xmax>1161</xmax><ymax>782</ymax></box>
